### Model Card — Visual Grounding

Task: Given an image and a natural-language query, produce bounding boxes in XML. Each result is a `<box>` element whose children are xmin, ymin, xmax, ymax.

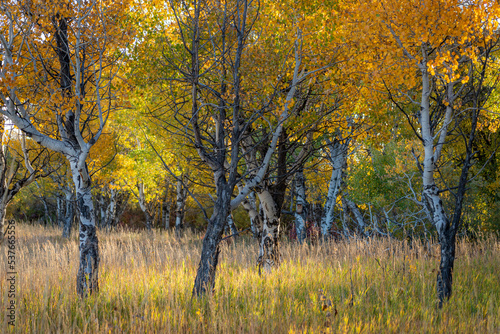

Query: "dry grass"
<box><xmin>1</xmin><ymin>223</ymin><xmax>499</xmax><ymax>333</ymax></box>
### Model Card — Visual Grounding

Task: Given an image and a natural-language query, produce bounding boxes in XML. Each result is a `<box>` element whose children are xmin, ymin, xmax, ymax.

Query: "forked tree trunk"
<box><xmin>294</xmin><ymin>168</ymin><xmax>307</xmax><ymax>243</ymax></box>
<box><xmin>70</xmin><ymin>160</ymin><xmax>99</xmax><ymax>297</ymax></box>
<box><xmin>256</xmin><ymin>188</ymin><xmax>280</xmax><ymax>274</ymax></box>
<box><xmin>193</xmin><ymin>174</ymin><xmax>231</xmax><ymax>296</ymax></box>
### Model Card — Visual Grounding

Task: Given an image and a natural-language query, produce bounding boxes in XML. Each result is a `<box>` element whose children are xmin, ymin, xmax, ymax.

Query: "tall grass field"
<box><xmin>1</xmin><ymin>224</ymin><xmax>499</xmax><ymax>333</ymax></box>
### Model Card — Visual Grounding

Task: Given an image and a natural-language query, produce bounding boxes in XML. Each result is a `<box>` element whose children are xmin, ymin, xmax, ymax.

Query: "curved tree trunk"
<box><xmin>0</xmin><ymin>204</ymin><xmax>5</xmax><ymax>244</ymax></box>
<box><xmin>294</xmin><ymin>168</ymin><xmax>308</xmax><ymax>244</ymax></box>
<box><xmin>62</xmin><ymin>186</ymin><xmax>74</xmax><ymax>238</ymax></box>
<box><xmin>418</xmin><ymin>57</ymin><xmax>456</xmax><ymax>307</ymax></box>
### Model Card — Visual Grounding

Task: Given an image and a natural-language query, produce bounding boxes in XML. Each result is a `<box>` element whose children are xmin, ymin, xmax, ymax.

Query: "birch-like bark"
<box><xmin>237</xmin><ymin>182</ymin><xmax>261</xmax><ymax>239</ymax></box>
<box><xmin>248</xmin><ymin>191</ymin><xmax>262</xmax><ymax>238</ymax></box>
<box><xmin>70</xmin><ymin>159</ymin><xmax>99</xmax><ymax>297</ymax></box>
<box><xmin>0</xmin><ymin>3</ymin><xmax>122</xmax><ymax>296</ymax></box>
<box><xmin>294</xmin><ymin>168</ymin><xmax>307</xmax><ymax>243</ymax></box>
<box><xmin>56</xmin><ymin>196</ymin><xmax>63</xmax><ymax>228</ymax></box>
<box><xmin>162</xmin><ymin>181</ymin><xmax>171</xmax><ymax>229</ymax></box>
<box><xmin>0</xmin><ymin>202</ymin><xmax>6</xmax><ymax>243</ymax></box>
<box><xmin>184</xmin><ymin>0</ymin><xmax>311</xmax><ymax>295</ymax></box>
<box><xmin>0</xmin><ymin>119</ymin><xmax>37</xmax><ymax>242</ymax></box>
<box><xmin>256</xmin><ymin>188</ymin><xmax>280</xmax><ymax>274</ymax></box>
<box><xmin>104</xmin><ymin>187</ymin><xmax>117</xmax><ymax>229</ymax></box>
<box><xmin>36</xmin><ymin>182</ymin><xmax>52</xmax><ymax>225</ymax></box>
<box><xmin>343</xmin><ymin>196</ymin><xmax>367</xmax><ymax>236</ymax></box>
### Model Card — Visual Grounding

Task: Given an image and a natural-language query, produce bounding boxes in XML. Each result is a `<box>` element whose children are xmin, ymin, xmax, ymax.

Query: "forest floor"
<box><xmin>0</xmin><ymin>223</ymin><xmax>499</xmax><ymax>333</ymax></box>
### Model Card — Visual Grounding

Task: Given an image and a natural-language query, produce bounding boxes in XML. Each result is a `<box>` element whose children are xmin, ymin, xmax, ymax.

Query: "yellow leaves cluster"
<box><xmin>344</xmin><ymin>0</ymin><xmax>500</xmax><ymax>107</ymax></box>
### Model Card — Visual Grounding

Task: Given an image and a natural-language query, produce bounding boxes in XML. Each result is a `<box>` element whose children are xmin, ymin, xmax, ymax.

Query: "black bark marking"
<box><xmin>77</xmin><ymin>194</ymin><xmax>92</xmax><ymax>221</ymax></box>
<box><xmin>76</xmin><ymin>224</ymin><xmax>100</xmax><ymax>297</ymax></box>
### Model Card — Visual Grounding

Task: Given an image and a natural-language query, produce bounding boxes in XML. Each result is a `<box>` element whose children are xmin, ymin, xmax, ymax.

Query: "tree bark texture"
<box><xmin>62</xmin><ymin>186</ymin><xmax>74</xmax><ymax>238</ymax></box>
<box><xmin>343</xmin><ymin>196</ymin><xmax>367</xmax><ymax>236</ymax></box>
<box><xmin>70</xmin><ymin>160</ymin><xmax>99</xmax><ymax>297</ymax></box>
<box><xmin>193</xmin><ymin>174</ymin><xmax>231</xmax><ymax>296</ymax></box>
<box><xmin>294</xmin><ymin>168</ymin><xmax>307</xmax><ymax>243</ymax></box>
<box><xmin>163</xmin><ymin>182</ymin><xmax>171</xmax><ymax>229</ymax></box>
<box><xmin>226</xmin><ymin>214</ymin><xmax>238</xmax><ymax>237</ymax></box>
<box><xmin>0</xmin><ymin>204</ymin><xmax>5</xmax><ymax>244</ymax></box>
<box><xmin>321</xmin><ymin>138</ymin><xmax>349</xmax><ymax>238</ymax></box>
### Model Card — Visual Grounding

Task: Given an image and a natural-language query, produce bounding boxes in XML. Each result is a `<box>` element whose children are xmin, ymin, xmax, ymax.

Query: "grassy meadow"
<box><xmin>1</xmin><ymin>224</ymin><xmax>499</xmax><ymax>333</ymax></box>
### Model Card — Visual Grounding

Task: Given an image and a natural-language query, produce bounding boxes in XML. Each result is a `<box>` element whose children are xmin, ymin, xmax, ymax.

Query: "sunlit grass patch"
<box><xmin>1</xmin><ymin>224</ymin><xmax>499</xmax><ymax>333</ymax></box>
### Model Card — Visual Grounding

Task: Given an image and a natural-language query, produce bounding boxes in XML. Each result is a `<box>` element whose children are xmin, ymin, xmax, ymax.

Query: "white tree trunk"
<box><xmin>105</xmin><ymin>187</ymin><xmax>117</xmax><ymax>229</ymax></box>
<box><xmin>226</xmin><ymin>214</ymin><xmax>238</xmax><ymax>237</ymax></box>
<box><xmin>256</xmin><ymin>188</ymin><xmax>280</xmax><ymax>274</ymax></box>
<box><xmin>162</xmin><ymin>182</ymin><xmax>171</xmax><ymax>230</ymax></box>
<box><xmin>321</xmin><ymin>139</ymin><xmax>348</xmax><ymax>238</ymax></box>
<box><xmin>294</xmin><ymin>168</ymin><xmax>307</xmax><ymax>243</ymax></box>
<box><xmin>163</xmin><ymin>201</ymin><xmax>170</xmax><ymax>230</ymax></box>
<box><xmin>175</xmin><ymin>177</ymin><xmax>187</xmax><ymax>233</ymax></box>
